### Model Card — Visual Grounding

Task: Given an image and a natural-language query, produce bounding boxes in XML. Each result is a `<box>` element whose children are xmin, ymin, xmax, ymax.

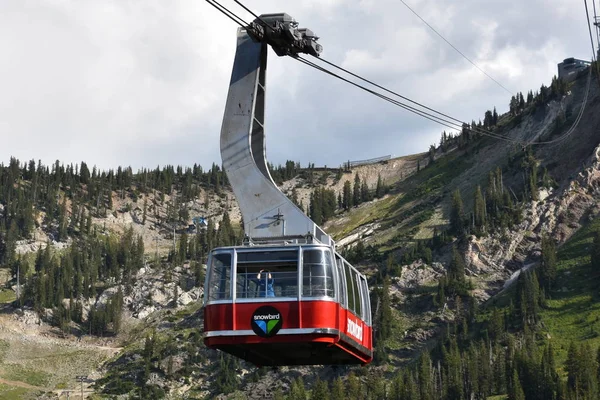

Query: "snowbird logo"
<box><xmin>251</xmin><ymin>306</ymin><xmax>283</xmax><ymax>338</ymax></box>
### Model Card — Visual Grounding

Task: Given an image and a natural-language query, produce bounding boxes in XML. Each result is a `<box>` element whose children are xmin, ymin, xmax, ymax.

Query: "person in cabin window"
<box><xmin>255</xmin><ymin>269</ymin><xmax>275</xmax><ymax>297</ymax></box>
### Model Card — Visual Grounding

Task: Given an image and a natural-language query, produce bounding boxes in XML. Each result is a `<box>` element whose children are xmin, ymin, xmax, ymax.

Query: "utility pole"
<box><xmin>595</xmin><ymin>16</ymin><xmax>600</xmax><ymax>59</ymax></box>
<box><xmin>75</xmin><ymin>375</ymin><xmax>87</xmax><ymax>399</ymax></box>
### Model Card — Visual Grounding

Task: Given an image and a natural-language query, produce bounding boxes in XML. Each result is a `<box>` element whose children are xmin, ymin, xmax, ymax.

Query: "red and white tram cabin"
<box><xmin>203</xmin><ymin>243</ymin><xmax>373</xmax><ymax>366</ymax></box>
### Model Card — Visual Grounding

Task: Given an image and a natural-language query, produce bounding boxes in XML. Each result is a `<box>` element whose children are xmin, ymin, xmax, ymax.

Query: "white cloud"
<box><xmin>0</xmin><ymin>0</ymin><xmax>593</xmax><ymax>170</ymax></box>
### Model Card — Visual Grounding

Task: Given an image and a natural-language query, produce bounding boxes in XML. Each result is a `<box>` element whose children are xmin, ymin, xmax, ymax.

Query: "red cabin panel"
<box><xmin>204</xmin><ymin>303</ymin><xmax>234</xmax><ymax>332</ymax></box>
<box><xmin>299</xmin><ymin>300</ymin><xmax>338</xmax><ymax>328</ymax></box>
<box><xmin>204</xmin><ymin>300</ymin><xmax>372</xmax><ymax>366</ymax></box>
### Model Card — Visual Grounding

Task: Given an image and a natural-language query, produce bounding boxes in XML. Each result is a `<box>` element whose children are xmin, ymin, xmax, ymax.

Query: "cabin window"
<box><xmin>207</xmin><ymin>252</ymin><xmax>232</xmax><ymax>301</ymax></box>
<box><xmin>343</xmin><ymin>262</ymin><xmax>363</xmax><ymax>316</ymax></box>
<box><xmin>352</xmin><ymin>271</ymin><xmax>362</xmax><ymax>317</ymax></box>
<box><xmin>235</xmin><ymin>250</ymin><xmax>299</xmax><ymax>298</ymax></box>
<box><xmin>344</xmin><ymin>262</ymin><xmax>355</xmax><ymax>312</ymax></box>
<box><xmin>359</xmin><ymin>275</ymin><xmax>371</xmax><ymax>325</ymax></box>
<box><xmin>335</xmin><ymin>255</ymin><xmax>347</xmax><ymax>307</ymax></box>
<box><xmin>302</xmin><ymin>249</ymin><xmax>335</xmax><ymax>298</ymax></box>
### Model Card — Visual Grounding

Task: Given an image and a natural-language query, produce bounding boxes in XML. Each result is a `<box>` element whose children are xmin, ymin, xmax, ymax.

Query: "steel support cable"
<box><xmin>205</xmin><ymin>0</ymin><xmax>249</xmax><ymax>28</ymax></box>
<box><xmin>584</xmin><ymin>0</ymin><xmax>600</xmax><ymax>91</ymax></box>
<box><xmin>300</xmin><ymin>56</ymin><xmax>530</xmax><ymax>143</ymax></box>
<box><xmin>397</xmin><ymin>0</ymin><xmax>514</xmax><ymax>96</ymax></box>
<box><xmin>316</xmin><ymin>56</ymin><xmax>479</xmax><ymax>129</ymax></box>
<box><xmin>537</xmin><ymin>66</ymin><xmax>593</xmax><ymax>145</ymax></box>
<box><xmin>295</xmin><ymin>56</ymin><xmax>525</xmax><ymax>144</ymax></box>
<box><xmin>217</xmin><ymin>1</ymin><xmax>518</xmax><ymax>143</ymax></box>
<box><xmin>301</xmin><ymin>54</ymin><xmax>593</xmax><ymax>146</ymax></box>
<box><xmin>593</xmin><ymin>0</ymin><xmax>600</xmax><ymax>48</ymax></box>
<box><xmin>210</xmin><ymin>0</ymin><xmax>590</xmax><ymax>147</ymax></box>
<box><xmin>313</xmin><ymin>56</ymin><xmax>532</xmax><ymax>143</ymax></box>
<box><xmin>232</xmin><ymin>0</ymin><xmax>270</xmax><ymax>27</ymax></box>
<box><xmin>227</xmin><ymin>0</ymin><xmax>523</xmax><ymax>143</ymax></box>
<box><xmin>302</xmin><ymin>54</ymin><xmax>591</xmax><ymax>145</ymax></box>
<box><xmin>294</xmin><ymin>57</ymin><xmax>461</xmax><ymax>132</ymax></box>
<box><xmin>312</xmin><ymin>54</ymin><xmax>596</xmax><ymax>146</ymax></box>
<box><xmin>585</xmin><ymin>0</ymin><xmax>598</xmax><ymax>61</ymax></box>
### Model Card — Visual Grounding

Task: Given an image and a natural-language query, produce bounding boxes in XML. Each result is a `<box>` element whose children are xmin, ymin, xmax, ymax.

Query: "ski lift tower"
<box><xmin>596</xmin><ymin>16</ymin><xmax>600</xmax><ymax>60</ymax></box>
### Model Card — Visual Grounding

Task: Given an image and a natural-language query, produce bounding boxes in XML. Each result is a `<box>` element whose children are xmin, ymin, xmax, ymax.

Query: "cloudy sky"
<box><xmin>0</xmin><ymin>0</ymin><xmax>594</xmax><ymax>171</ymax></box>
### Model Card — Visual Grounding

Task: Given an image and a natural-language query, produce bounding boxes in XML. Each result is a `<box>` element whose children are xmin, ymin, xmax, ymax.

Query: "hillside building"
<box><xmin>558</xmin><ymin>57</ymin><xmax>591</xmax><ymax>82</ymax></box>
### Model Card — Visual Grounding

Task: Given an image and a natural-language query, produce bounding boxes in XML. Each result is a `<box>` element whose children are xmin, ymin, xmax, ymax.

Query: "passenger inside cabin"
<box><xmin>255</xmin><ymin>269</ymin><xmax>275</xmax><ymax>297</ymax></box>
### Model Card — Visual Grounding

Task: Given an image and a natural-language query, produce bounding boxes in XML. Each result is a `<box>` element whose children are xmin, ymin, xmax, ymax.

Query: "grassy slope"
<box><xmin>539</xmin><ymin>216</ymin><xmax>600</xmax><ymax>367</ymax></box>
<box><xmin>0</xmin><ymin>384</ymin><xmax>31</xmax><ymax>400</ymax></box>
<box><xmin>480</xmin><ymin>216</ymin><xmax>600</xmax><ymax>373</ymax></box>
<box><xmin>326</xmin><ymin>150</ymin><xmax>474</xmax><ymax>253</ymax></box>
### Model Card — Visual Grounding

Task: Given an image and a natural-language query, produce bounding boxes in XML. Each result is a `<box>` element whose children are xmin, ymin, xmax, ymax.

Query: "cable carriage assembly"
<box><xmin>203</xmin><ymin>13</ymin><xmax>373</xmax><ymax>366</ymax></box>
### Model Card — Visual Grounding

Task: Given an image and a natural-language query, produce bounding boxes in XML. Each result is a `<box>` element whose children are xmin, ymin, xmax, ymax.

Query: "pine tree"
<box><xmin>489</xmin><ymin>307</ymin><xmax>504</xmax><ymax>342</ymax></box>
<box><xmin>436</xmin><ymin>276</ymin><xmax>447</xmax><ymax>307</ymax></box>
<box><xmin>389</xmin><ymin>372</ymin><xmax>403</xmax><ymax>400</ymax></box>
<box><xmin>450</xmin><ymin>189</ymin><xmax>465</xmax><ymax>235</ymax></box>
<box><xmin>343</xmin><ymin>180</ymin><xmax>353</xmax><ymax>210</ymax></box>
<box><xmin>445</xmin><ymin>339</ymin><xmax>464</xmax><ymax>400</ymax></box>
<box><xmin>509</xmin><ymin>368</ymin><xmax>525</xmax><ymax>400</ymax></box>
<box><xmin>289</xmin><ymin>376</ymin><xmax>307</xmax><ymax>400</ymax></box>
<box><xmin>484</xmin><ymin>110</ymin><xmax>493</xmax><ymax>128</ymax></box>
<box><xmin>375</xmin><ymin>174</ymin><xmax>384</xmax><ymax>198</ymax></box>
<box><xmin>346</xmin><ymin>373</ymin><xmax>361</xmax><ymax>400</ymax></box>
<box><xmin>539</xmin><ymin>343</ymin><xmax>558</xmax><ymax>400</ymax></box>
<box><xmin>540</xmin><ymin>234</ymin><xmax>557</xmax><ymax>292</ymax></box>
<box><xmin>58</xmin><ymin>195</ymin><xmax>68</xmax><ymax>241</ymax></box>
<box><xmin>418</xmin><ymin>352</ymin><xmax>433</xmax><ymax>400</ymax></box>
<box><xmin>310</xmin><ymin>377</ymin><xmax>329</xmax><ymax>400</ymax></box>
<box><xmin>429</xmin><ymin>144</ymin><xmax>436</xmax><ymax>164</ymax></box>
<box><xmin>273</xmin><ymin>387</ymin><xmax>285</xmax><ymax>400</ymax></box>
<box><xmin>353</xmin><ymin>173</ymin><xmax>361</xmax><ymax>206</ymax></box>
<box><xmin>473</xmin><ymin>185</ymin><xmax>486</xmax><ymax>232</ymax></box>
<box><xmin>579</xmin><ymin>342</ymin><xmax>598</xmax><ymax>398</ymax></box>
<box><xmin>330</xmin><ymin>377</ymin><xmax>345</xmax><ymax>400</ymax></box>
<box><xmin>360</xmin><ymin>178</ymin><xmax>370</xmax><ymax>203</ymax></box>
<box><xmin>309</xmin><ymin>191</ymin><xmax>323</xmax><ymax>225</ymax></box>
<box><xmin>448</xmin><ymin>246</ymin><xmax>467</xmax><ymax>295</ymax></box>
<box><xmin>565</xmin><ymin>341</ymin><xmax>580</xmax><ymax>392</ymax></box>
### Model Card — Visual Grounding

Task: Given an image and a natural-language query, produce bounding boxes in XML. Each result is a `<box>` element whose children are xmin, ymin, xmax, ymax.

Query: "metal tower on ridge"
<box><xmin>219</xmin><ymin>14</ymin><xmax>331</xmax><ymax>245</ymax></box>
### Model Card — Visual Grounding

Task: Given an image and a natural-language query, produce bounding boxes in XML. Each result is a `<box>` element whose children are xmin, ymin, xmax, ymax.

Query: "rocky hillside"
<box><xmin>92</xmin><ymin>69</ymin><xmax>600</xmax><ymax>399</ymax></box>
<box><xmin>0</xmin><ymin>67</ymin><xmax>598</xmax><ymax>399</ymax></box>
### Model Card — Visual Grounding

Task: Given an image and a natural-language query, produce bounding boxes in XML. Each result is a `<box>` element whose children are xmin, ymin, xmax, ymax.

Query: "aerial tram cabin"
<box><xmin>202</xmin><ymin>13</ymin><xmax>373</xmax><ymax>366</ymax></box>
<box><xmin>203</xmin><ymin>241</ymin><xmax>373</xmax><ymax>366</ymax></box>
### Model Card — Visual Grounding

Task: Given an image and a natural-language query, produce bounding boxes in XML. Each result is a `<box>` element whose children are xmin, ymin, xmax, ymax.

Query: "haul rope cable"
<box><xmin>224</xmin><ymin>0</ymin><xmax>526</xmax><ymax>143</ymax></box>
<box><xmin>221</xmin><ymin>0</ymin><xmax>527</xmax><ymax>142</ymax></box>
<box><xmin>225</xmin><ymin>0</ymin><xmax>555</xmax><ymax>144</ymax></box>
<box><xmin>584</xmin><ymin>0</ymin><xmax>600</xmax><ymax>90</ymax></box>
<box><xmin>593</xmin><ymin>0</ymin><xmax>600</xmax><ymax>48</ymax></box>
<box><xmin>206</xmin><ymin>0</ymin><xmax>248</xmax><ymax>28</ymax></box>
<box><xmin>294</xmin><ymin>56</ymin><xmax>526</xmax><ymax>145</ymax></box>
<box><xmin>211</xmin><ymin>0</ymin><xmax>593</xmax><ymax>146</ymax></box>
<box><xmin>299</xmin><ymin>57</ymin><xmax>592</xmax><ymax>146</ymax></box>
<box><xmin>397</xmin><ymin>0</ymin><xmax>514</xmax><ymax>96</ymax></box>
<box><xmin>305</xmin><ymin>55</ymin><xmax>524</xmax><ymax>142</ymax></box>
<box><xmin>208</xmin><ymin>0</ymin><xmax>593</xmax><ymax>147</ymax></box>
